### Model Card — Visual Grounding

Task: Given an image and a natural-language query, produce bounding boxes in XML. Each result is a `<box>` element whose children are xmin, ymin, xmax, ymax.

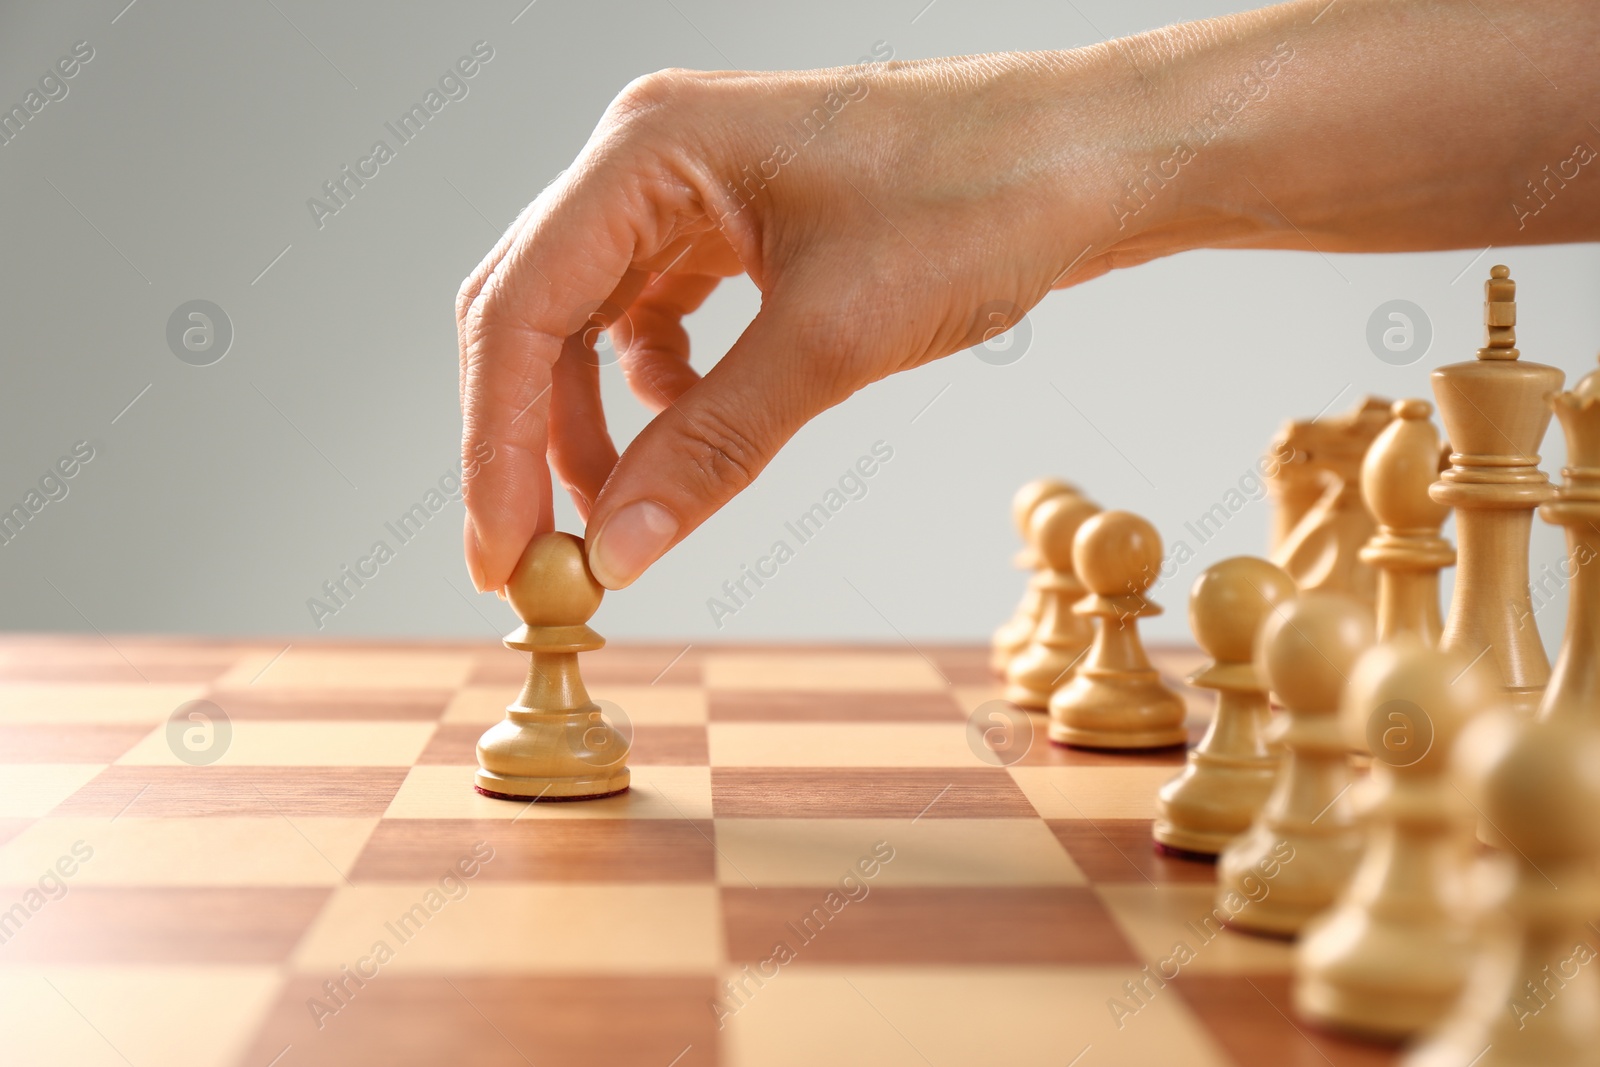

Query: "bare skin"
<box><xmin>457</xmin><ymin>0</ymin><xmax>1600</xmax><ymax>593</ymax></box>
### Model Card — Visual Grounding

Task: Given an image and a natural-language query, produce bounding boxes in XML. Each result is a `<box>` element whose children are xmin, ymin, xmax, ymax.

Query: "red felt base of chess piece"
<box><xmin>1153</xmin><ymin>841</ymin><xmax>1219</xmax><ymax>863</ymax></box>
<box><xmin>474</xmin><ymin>784</ymin><xmax>630</xmax><ymax>803</ymax></box>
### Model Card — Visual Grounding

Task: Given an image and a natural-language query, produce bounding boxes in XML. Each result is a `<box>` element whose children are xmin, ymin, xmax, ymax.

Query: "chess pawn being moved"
<box><xmin>1404</xmin><ymin>714</ymin><xmax>1600</xmax><ymax>1067</ymax></box>
<box><xmin>1004</xmin><ymin>493</ymin><xmax>1100</xmax><ymax>709</ymax></box>
<box><xmin>1295</xmin><ymin>636</ymin><xmax>1485</xmax><ymax>1039</ymax></box>
<box><xmin>1153</xmin><ymin>557</ymin><xmax>1297</xmax><ymax>857</ymax></box>
<box><xmin>1047</xmin><ymin>510</ymin><xmax>1187</xmax><ymax>749</ymax></box>
<box><xmin>991</xmin><ymin>478</ymin><xmax>1079</xmax><ymax>675</ymax></box>
<box><xmin>475</xmin><ymin>532</ymin><xmax>631</xmax><ymax>801</ymax></box>
<box><xmin>1218</xmin><ymin>592</ymin><xmax>1372</xmax><ymax>936</ymax></box>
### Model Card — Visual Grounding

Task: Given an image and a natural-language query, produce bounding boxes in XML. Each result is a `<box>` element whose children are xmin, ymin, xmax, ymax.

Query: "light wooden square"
<box><xmin>720</xmin><ymin>966</ymin><xmax>1231</xmax><ymax>1067</ymax></box>
<box><xmin>0</xmin><ymin>684</ymin><xmax>203</xmax><ymax>724</ymax></box>
<box><xmin>705</xmin><ymin>653</ymin><xmax>947</xmax><ymax>692</ymax></box>
<box><xmin>0</xmin><ymin>764</ymin><xmax>105</xmax><ymax>818</ymax></box>
<box><xmin>214</xmin><ymin>649</ymin><xmax>474</xmax><ymax>690</ymax></box>
<box><xmin>440</xmin><ymin>685</ymin><xmax>518</xmax><ymax>724</ymax></box>
<box><xmin>0</xmin><ymin>966</ymin><xmax>284</xmax><ymax>1067</ymax></box>
<box><xmin>1095</xmin><ymin>884</ymin><xmax>1296</xmax><ymax>974</ymax></box>
<box><xmin>0</xmin><ymin>817</ymin><xmax>377</xmax><ymax>887</ymax></box>
<box><xmin>708</xmin><ymin>723</ymin><xmax>973</xmax><ymax>767</ymax></box>
<box><xmin>115</xmin><ymin>721</ymin><xmax>436</xmax><ymax>767</ymax></box>
<box><xmin>1008</xmin><ymin>766</ymin><xmax>1180</xmax><ymax>820</ymax></box>
<box><xmin>951</xmin><ymin>684</ymin><xmax>1007</xmax><ymax>714</ymax></box>
<box><xmin>712</xmin><ymin>818</ymin><xmax>1084</xmax><ymax>888</ymax></box>
<box><xmin>291</xmin><ymin>883</ymin><xmax>723</xmax><ymax>973</ymax></box>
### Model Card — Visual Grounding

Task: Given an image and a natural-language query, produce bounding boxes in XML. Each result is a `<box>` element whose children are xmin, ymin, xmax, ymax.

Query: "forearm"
<box><xmin>1111</xmin><ymin>0</ymin><xmax>1600</xmax><ymax>258</ymax></box>
<box><xmin>456</xmin><ymin>0</ymin><xmax>1597</xmax><ymax>592</ymax></box>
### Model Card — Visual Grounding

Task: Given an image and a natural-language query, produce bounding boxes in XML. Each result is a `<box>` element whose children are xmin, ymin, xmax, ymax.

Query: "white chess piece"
<box><xmin>1217</xmin><ymin>592</ymin><xmax>1371</xmax><ymax>936</ymax></box>
<box><xmin>1153</xmin><ymin>557</ymin><xmax>1296</xmax><ymax>856</ymax></box>
<box><xmin>1295</xmin><ymin>635</ymin><xmax>1485</xmax><ymax>1037</ymax></box>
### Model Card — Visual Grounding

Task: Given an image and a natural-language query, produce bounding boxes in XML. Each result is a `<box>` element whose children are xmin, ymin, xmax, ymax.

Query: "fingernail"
<box><xmin>465</xmin><ymin>519</ymin><xmax>488</xmax><ymax>592</ymax></box>
<box><xmin>588</xmin><ymin>500</ymin><xmax>679</xmax><ymax>589</ymax></box>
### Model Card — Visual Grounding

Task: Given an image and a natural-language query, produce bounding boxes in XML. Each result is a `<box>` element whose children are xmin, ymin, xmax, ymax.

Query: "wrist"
<box><xmin>1083</xmin><ymin>6</ymin><xmax>1317</xmax><ymax>263</ymax></box>
<box><xmin>941</xmin><ymin>30</ymin><xmax>1300</xmax><ymax>279</ymax></box>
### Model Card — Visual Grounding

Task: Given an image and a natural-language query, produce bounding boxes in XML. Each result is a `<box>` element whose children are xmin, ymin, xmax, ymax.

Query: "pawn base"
<box><xmin>475</xmin><ymin>708</ymin><xmax>631</xmax><ymax>803</ymax></box>
<box><xmin>1003</xmin><ymin>683</ymin><xmax>1050</xmax><ymax>711</ymax></box>
<box><xmin>1294</xmin><ymin>973</ymin><xmax>1454</xmax><ymax>1044</ymax></box>
<box><xmin>1004</xmin><ymin>646</ymin><xmax>1085</xmax><ymax>710</ymax></box>
<box><xmin>1151</xmin><ymin>820</ymin><xmax>1236</xmax><ymax>858</ymax></box>
<box><xmin>1152</xmin><ymin>759</ymin><xmax>1278</xmax><ymax>856</ymax></box>
<box><xmin>1047</xmin><ymin>670</ymin><xmax>1188</xmax><ymax>750</ymax></box>
<box><xmin>1152</xmin><ymin>838</ymin><xmax>1220</xmax><ymax>863</ymax></box>
<box><xmin>1218</xmin><ymin>822</ymin><xmax>1360</xmax><ymax>939</ymax></box>
<box><xmin>1050</xmin><ymin>725</ymin><xmax>1188</xmax><ymax>750</ymax></box>
<box><xmin>1295</xmin><ymin>902</ymin><xmax>1473</xmax><ymax>1040</ymax></box>
<box><xmin>989</xmin><ymin>639</ymin><xmax>1022</xmax><ymax>677</ymax></box>
<box><xmin>474</xmin><ymin>770</ymin><xmax>630</xmax><ymax>801</ymax></box>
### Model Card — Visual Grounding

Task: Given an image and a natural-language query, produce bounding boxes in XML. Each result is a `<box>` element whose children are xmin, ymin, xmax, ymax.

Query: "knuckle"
<box><xmin>607</xmin><ymin>68</ymin><xmax>701</xmax><ymax>128</ymax></box>
<box><xmin>460</xmin><ymin>269</ymin><xmax>517</xmax><ymax>334</ymax></box>
<box><xmin>455</xmin><ymin>275</ymin><xmax>481</xmax><ymax>326</ymax></box>
<box><xmin>674</xmin><ymin>405</ymin><xmax>765</xmax><ymax>494</ymax></box>
<box><xmin>620</xmin><ymin>353</ymin><xmax>682</xmax><ymax>405</ymax></box>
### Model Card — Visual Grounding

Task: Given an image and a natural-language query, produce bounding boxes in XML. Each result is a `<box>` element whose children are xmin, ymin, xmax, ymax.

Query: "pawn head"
<box><xmin>505</xmin><ymin>532</ymin><xmax>604</xmax><ymax>627</ymax></box>
<box><xmin>1341</xmin><ymin>635</ymin><xmax>1487</xmax><ymax>773</ymax></box>
<box><xmin>1030</xmin><ymin>494</ymin><xmax>1101</xmax><ymax>574</ymax></box>
<box><xmin>1012</xmin><ymin>478</ymin><xmax>1077</xmax><ymax>536</ymax></box>
<box><xmin>1455</xmin><ymin>712</ymin><xmax>1600</xmax><ymax>863</ymax></box>
<box><xmin>1257</xmin><ymin>591</ymin><xmax>1373</xmax><ymax>713</ymax></box>
<box><xmin>1188</xmin><ymin>557</ymin><xmax>1296</xmax><ymax>664</ymax></box>
<box><xmin>1073</xmin><ymin>510</ymin><xmax>1162</xmax><ymax>597</ymax></box>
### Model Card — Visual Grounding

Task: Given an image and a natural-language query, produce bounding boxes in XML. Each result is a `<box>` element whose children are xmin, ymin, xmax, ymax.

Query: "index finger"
<box><xmin>457</xmin><ymin>141</ymin><xmax>707</xmax><ymax>591</ymax></box>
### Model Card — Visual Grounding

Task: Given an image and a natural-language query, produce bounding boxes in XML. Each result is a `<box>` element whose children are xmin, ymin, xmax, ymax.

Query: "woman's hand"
<box><xmin>456</xmin><ymin>47</ymin><xmax>1164</xmax><ymax>591</ymax></box>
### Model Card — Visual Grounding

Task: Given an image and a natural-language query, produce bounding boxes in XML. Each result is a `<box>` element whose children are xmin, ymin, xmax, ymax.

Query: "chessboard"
<box><xmin>0</xmin><ymin>636</ymin><xmax>1400</xmax><ymax>1067</ymax></box>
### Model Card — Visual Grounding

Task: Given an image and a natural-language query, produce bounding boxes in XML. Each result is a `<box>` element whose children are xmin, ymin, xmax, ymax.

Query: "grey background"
<box><xmin>1</xmin><ymin>0</ymin><xmax>1595</xmax><ymax>650</ymax></box>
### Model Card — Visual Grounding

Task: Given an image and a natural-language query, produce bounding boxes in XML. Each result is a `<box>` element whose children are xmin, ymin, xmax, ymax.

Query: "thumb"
<box><xmin>584</xmin><ymin>301</ymin><xmax>855</xmax><ymax>589</ymax></box>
